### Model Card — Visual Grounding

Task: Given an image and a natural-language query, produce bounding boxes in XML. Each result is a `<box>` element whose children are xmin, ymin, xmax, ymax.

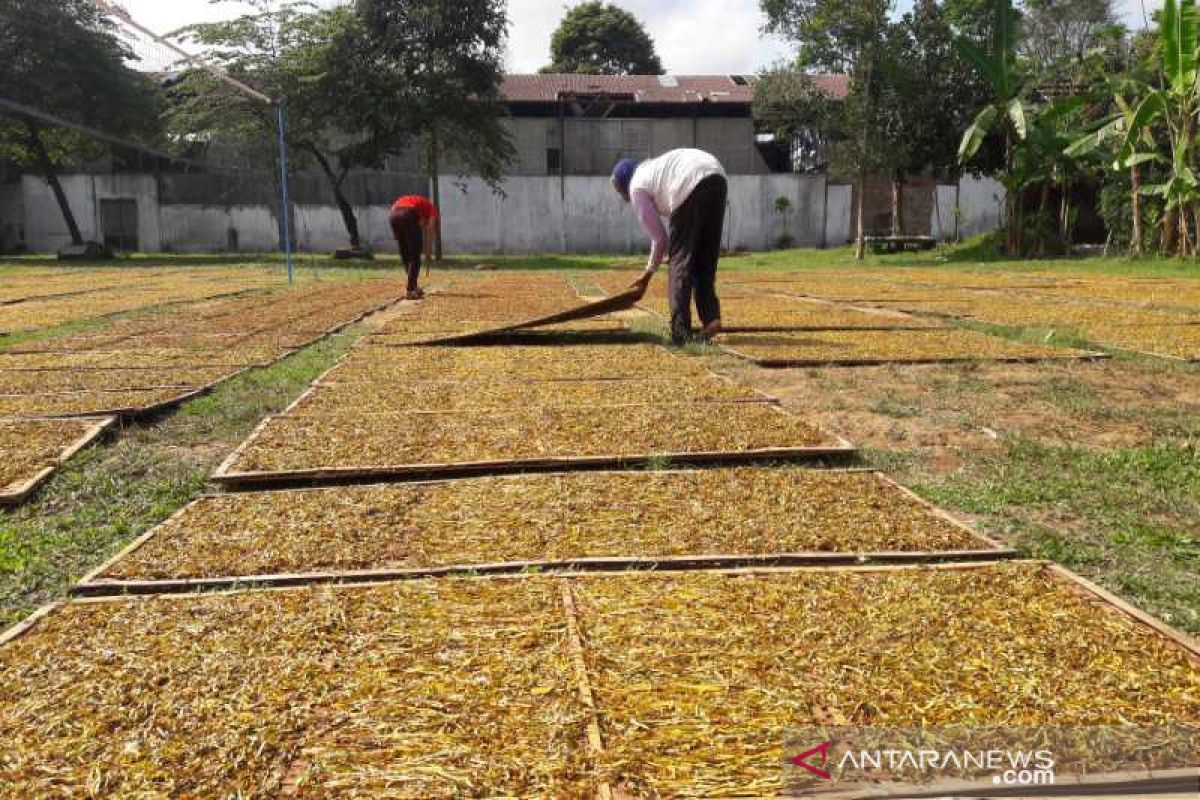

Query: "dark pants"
<box><xmin>668</xmin><ymin>174</ymin><xmax>727</xmax><ymax>345</ymax></box>
<box><xmin>389</xmin><ymin>207</ymin><xmax>423</xmax><ymax>292</ymax></box>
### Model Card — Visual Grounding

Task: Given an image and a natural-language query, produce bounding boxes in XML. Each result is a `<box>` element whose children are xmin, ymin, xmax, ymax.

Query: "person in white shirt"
<box><xmin>611</xmin><ymin>148</ymin><xmax>728</xmax><ymax>345</ymax></box>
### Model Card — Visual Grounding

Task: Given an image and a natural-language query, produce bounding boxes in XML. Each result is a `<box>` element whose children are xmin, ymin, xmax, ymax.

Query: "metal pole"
<box><xmin>276</xmin><ymin>101</ymin><xmax>294</xmax><ymax>284</ymax></box>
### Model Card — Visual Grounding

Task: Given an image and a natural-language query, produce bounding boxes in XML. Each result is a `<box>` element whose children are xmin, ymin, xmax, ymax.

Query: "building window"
<box><xmin>547</xmin><ymin>147</ymin><xmax>562</xmax><ymax>175</ymax></box>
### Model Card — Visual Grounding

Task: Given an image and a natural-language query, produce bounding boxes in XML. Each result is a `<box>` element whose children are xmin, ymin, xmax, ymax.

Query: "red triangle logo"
<box><xmin>792</xmin><ymin>741</ymin><xmax>834</xmax><ymax>780</ymax></box>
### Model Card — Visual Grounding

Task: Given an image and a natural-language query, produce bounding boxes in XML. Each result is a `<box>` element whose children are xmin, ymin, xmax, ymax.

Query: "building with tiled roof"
<box><xmin>498</xmin><ymin>73</ymin><xmax>847</xmax><ymax>176</ymax></box>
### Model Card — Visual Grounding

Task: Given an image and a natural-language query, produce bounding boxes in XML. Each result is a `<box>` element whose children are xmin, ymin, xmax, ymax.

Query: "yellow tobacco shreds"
<box><xmin>575</xmin><ymin>564</ymin><xmax>1200</xmax><ymax>798</ymax></box>
<box><xmin>294</xmin><ymin>376</ymin><xmax>763</xmax><ymax>414</ymax></box>
<box><xmin>0</xmin><ymin>366</ymin><xmax>234</xmax><ymax>395</ymax></box>
<box><xmin>0</xmin><ymin>278</ymin><xmax>406</xmax><ymax>419</ymax></box>
<box><xmin>102</xmin><ymin>469</ymin><xmax>984</xmax><ymax>580</ymax></box>
<box><xmin>720</xmin><ymin>329</ymin><xmax>1090</xmax><ymax>365</ymax></box>
<box><xmin>1080</xmin><ymin>323</ymin><xmax>1200</xmax><ymax>360</ymax></box>
<box><xmin>0</xmin><ymin>581</ymin><xmax>591</xmax><ymax>799</ymax></box>
<box><xmin>332</xmin><ymin>343</ymin><xmax>711</xmax><ymax>382</ymax></box>
<box><xmin>0</xmin><ymin>418</ymin><xmax>104</xmax><ymax>493</ymax></box>
<box><xmin>0</xmin><ymin>388</ymin><xmax>197</xmax><ymax>418</ymax></box>
<box><xmin>226</xmin><ymin>404</ymin><xmax>838</xmax><ymax>474</ymax></box>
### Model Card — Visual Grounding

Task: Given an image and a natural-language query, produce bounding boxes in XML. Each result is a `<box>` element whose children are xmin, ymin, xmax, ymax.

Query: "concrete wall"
<box><xmin>824</xmin><ymin>185</ymin><xmax>853</xmax><ymax>246</ymax></box>
<box><xmin>3</xmin><ymin>171</ymin><xmax>1005</xmax><ymax>254</ymax></box>
<box><xmin>20</xmin><ymin>174</ymin><xmax>162</xmax><ymax>252</ymax></box>
<box><xmin>438</xmin><ymin>174</ymin><xmax>825</xmax><ymax>253</ymax></box>
<box><xmin>0</xmin><ymin>183</ymin><xmax>24</xmax><ymax>253</ymax></box>
<box><xmin>956</xmin><ymin>175</ymin><xmax>1005</xmax><ymax>239</ymax></box>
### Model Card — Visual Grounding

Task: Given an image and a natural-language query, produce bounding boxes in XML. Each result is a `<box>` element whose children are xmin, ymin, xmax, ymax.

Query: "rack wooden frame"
<box><xmin>0</xmin><ymin>416</ymin><xmax>116</xmax><ymax>506</ymax></box>
<box><xmin>210</xmin><ymin>401</ymin><xmax>855</xmax><ymax>491</ymax></box>
<box><xmin>75</xmin><ymin>469</ymin><xmax>1013</xmax><ymax>597</ymax></box>
<box><xmin>720</xmin><ymin>343</ymin><xmax>1112</xmax><ymax>369</ymax></box>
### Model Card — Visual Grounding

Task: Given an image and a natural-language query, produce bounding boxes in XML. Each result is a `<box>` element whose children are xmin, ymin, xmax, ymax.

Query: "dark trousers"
<box><xmin>389</xmin><ymin>207</ymin><xmax>423</xmax><ymax>291</ymax></box>
<box><xmin>668</xmin><ymin>174</ymin><xmax>727</xmax><ymax>344</ymax></box>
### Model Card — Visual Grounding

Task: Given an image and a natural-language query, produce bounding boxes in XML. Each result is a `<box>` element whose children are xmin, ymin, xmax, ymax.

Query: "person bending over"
<box><xmin>389</xmin><ymin>194</ymin><xmax>439</xmax><ymax>300</ymax></box>
<box><xmin>612</xmin><ymin>148</ymin><xmax>727</xmax><ymax>345</ymax></box>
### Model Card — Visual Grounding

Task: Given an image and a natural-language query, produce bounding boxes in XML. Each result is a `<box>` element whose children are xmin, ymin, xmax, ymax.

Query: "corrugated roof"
<box><xmin>502</xmin><ymin>74</ymin><xmax>849</xmax><ymax>104</ymax></box>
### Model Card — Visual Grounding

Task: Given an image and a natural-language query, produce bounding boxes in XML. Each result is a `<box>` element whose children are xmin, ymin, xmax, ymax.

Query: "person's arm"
<box><xmin>630</xmin><ymin>190</ymin><xmax>667</xmax><ymax>273</ymax></box>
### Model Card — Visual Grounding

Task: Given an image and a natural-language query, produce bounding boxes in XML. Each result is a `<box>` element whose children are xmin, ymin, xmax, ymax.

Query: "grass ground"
<box><xmin>7</xmin><ymin>233</ymin><xmax>1200</xmax><ymax>277</ymax></box>
<box><xmin>0</xmin><ymin>332</ymin><xmax>359</xmax><ymax>627</ymax></box>
<box><xmin>1</xmin><ymin>239</ymin><xmax>1198</xmax><ymax>632</ymax></box>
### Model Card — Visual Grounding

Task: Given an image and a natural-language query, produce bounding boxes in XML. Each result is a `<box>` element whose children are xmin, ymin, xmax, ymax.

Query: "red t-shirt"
<box><xmin>391</xmin><ymin>195</ymin><xmax>439</xmax><ymax>224</ymax></box>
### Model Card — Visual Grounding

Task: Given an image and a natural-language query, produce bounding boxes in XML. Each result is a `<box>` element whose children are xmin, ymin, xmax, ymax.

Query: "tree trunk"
<box><xmin>25</xmin><ymin>121</ymin><xmax>83</xmax><ymax>247</ymax></box>
<box><xmin>306</xmin><ymin>145</ymin><xmax>361</xmax><ymax>250</ymax></box>
<box><xmin>1178</xmin><ymin>206</ymin><xmax>1191</xmax><ymax>258</ymax></box>
<box><xmin>429</xmin><ymin>126</ymin><xmax>443</xmax><ymax>262</ymax></box>
<box><xmin>1036</xmin><ymin>181</ymin><xmax>1051</xmax><ymax>256</ymax></box>
<box><xmin>890</xmin><ymin>176</ymin><xmax>903</xmax><ymax>237</ymax></box>
<box><xmin>1193</xmin><ymin>204</ymin><xmax>1200</xmax><ymax>258</ymax></box>
<box><xmin>855</xmin><ymin>36</ymin><xmax>876</xmax><ymax>262</ymax></box>
<box><xmin>1163</xmin><ymin>208</ymin><xmax>1177</xmax><ymax>256</ymax></box>
<box><xmin>1130</xmin><ymin>166</ymin><xmax>1142</xmax><ymax>257</ymax></box>
<box><xmin>855</xmin><ymin>173</ymin><xmax>867</xmax><ymax>259</ymax></box>
<box><xmin>1059</xmin><ymin>182</ymin><xmax>1072</xmax><ymax>253</ymax></box>
<box><xmin>1004</xmin><ymin>133</ymin><xmax>1019</xmax><ymax>255</ymax></box>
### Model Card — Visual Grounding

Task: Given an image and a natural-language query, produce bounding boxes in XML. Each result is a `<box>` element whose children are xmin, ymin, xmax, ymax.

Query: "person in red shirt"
<box><xmin>389</xmin><ymin>195</ymin><xmax>439</xmax><ymax>299</ymax></box>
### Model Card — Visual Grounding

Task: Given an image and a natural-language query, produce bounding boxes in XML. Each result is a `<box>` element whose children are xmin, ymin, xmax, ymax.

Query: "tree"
<box><xmin>1114</xmin><ymin>0</ymin><xmax>1200</xmax><ymax>257</ymax></box>
<box><xmin>1020</xmin><ymin>0</ymin><xmax>1124</xmax><ymax>79</ymax></box>
<box><xmin>170</xmin><ymin>1</ymin><xmax>376</xmax><ymax>252</ymax></box>
<box><xmin>876</xmin><ymin>0</ymin><xmax>983</xmax><ymax>234</ymax></box>
<box><xmin>350</xmin><ymin>0</ymin><xmax>516</xmax><ymax>259</ymax></box>
<box><xmin>753</xmin><ymin>67</ymin><xmax>846</xmax><ymax>174</ymax></box>
<box><xmin>957</xmin><ymin>0</ymin><xmax>1032</xmax><ymax>254</ymax></box>
<box><xmin>761</xmin><ymin>0</ymin><xmax>893</xmax><ymax>259</ymax></box>
<box><xmin>542</xmin><ymin>2</ymin><xmax>663</xmax><ymax>75</ymax></box>
<box><xmin>0</xmin><ymin>0</ymin><xmax>160</xmax><ymax>248</ymax></box>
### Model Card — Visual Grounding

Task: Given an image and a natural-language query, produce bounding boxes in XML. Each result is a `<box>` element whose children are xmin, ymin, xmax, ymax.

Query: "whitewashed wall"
<box><xmin>0</xmin><ymin>183</ymin><xmax>23</xmax><ymax>252</ymax></box>
<box><xmin>5</xmin><ymin>173</ymin><xmax>1005</xmax><ymax>254</ymax></box>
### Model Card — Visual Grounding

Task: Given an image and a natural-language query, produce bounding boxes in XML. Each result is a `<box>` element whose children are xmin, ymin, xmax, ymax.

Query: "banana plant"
<box><xmin>1116</xmin><ymin>0</ymin><xmax>1200</xmax><ymax>257</ymax></box>
<box><xmin>956</xmin><ymin>0</ymin><xmax>1031</xmax><ymax>254</ymax></box>
<box><xmin>1066</xmin><ymin>81</ymin><xmax>1159</xmax><ymax>255</ymax></box>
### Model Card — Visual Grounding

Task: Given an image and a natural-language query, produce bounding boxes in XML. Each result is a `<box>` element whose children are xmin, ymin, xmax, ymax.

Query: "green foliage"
<box><xmin>753</xmin><ymin>67</ymin><xmax>844</xmax><ymax>173</ymax></box>
<box><xmin>879</xmin><ymin>0</ymin><xmax>985</xmax><ymax>180</ymax></box>
<box><xmin>169</xmin><ymin>1</ymin><xmax>370</xmax><ymax>247</ymax></box>
<box><xmin>0</xmin><ymin>0</ymin><xmax>159</xmax><ymax>136</ymax></box>
<box><xmin>1020</xmin><ymin>0</ymin><xmax>1124</xmax><ymax>77</ymax></box>
<box><xmin>0</xmin><ymin>0</ymin><xmax>161</xmax><ymax>244</ymax></box>
<box><xmin>542</xmin><ymin>2</ymin><xmax>663</xmax><ymax>75</ymax></box>
<box><xmin>349</xmin><ymin>0</ymin><xmax>515</xmax><ymax>189</ymax></box>
<box><xmin>1114</xmin><ymin>0</ymin><xmax>1200</xmax><ymax>255</ymax></box>
<box><xmin>760</xmin><ymin>0</ymin><xmax>892</xmax><ymax>257</ymax></box>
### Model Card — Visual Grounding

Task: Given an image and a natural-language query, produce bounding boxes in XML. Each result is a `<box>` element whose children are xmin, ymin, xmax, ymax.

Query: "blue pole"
<box><xmin>275</xmin><ymin>100</ymin><xmax>294</xmax><ymax>284</ymax></box>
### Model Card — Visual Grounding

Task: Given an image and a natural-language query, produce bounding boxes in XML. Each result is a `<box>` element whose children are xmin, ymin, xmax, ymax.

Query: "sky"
<box><xmin>117</xmin><ymin>0</ymin><xmax>1161</xmax><ymax>76</ymax></box>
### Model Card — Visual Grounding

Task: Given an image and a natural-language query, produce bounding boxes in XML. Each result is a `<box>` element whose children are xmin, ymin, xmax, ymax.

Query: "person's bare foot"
<box><xmin>700</xmin><ymin>319</ymin><xmax>723</xmax><ymax>340</ymax></box>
